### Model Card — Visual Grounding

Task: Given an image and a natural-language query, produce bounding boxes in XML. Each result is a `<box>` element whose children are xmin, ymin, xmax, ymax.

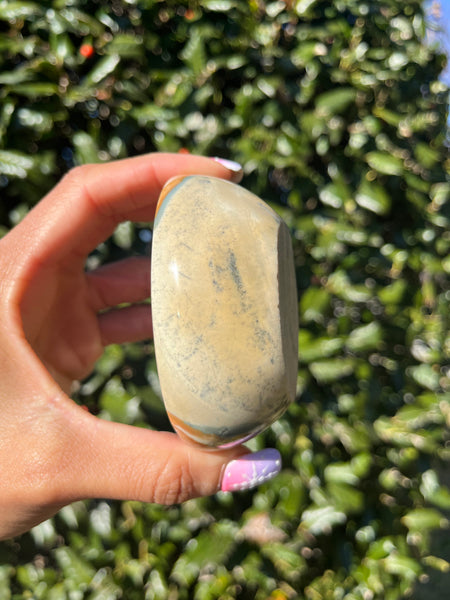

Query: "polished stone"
<box><xmin>151</xmin><ymin>175</ymin><xmax>298</xmax><ymax>448</ymax></box>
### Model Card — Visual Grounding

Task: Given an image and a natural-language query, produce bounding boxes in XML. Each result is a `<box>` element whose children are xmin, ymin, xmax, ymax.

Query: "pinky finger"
<box><xmin>98</xmin><ymin>304</ymin><xmax>152</xmax><ymax>346</ymax></box>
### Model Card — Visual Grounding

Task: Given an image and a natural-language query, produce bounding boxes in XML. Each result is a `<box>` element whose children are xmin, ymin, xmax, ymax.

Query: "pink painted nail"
<box><xmin>220</xmin><ymin>448</ymin><xmax>282</xmax><ymax>492</ymax></box>
<box><xmin>212</xmin><ymin>157</ymin><xmax>243</xmax><ymax>173</ymax></box>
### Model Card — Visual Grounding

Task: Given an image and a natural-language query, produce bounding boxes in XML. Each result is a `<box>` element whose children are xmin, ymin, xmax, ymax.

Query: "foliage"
<box><xmin>0</xmin><ymin>0</ymin><xmax>449</xmax><ymax>598</ymax></box>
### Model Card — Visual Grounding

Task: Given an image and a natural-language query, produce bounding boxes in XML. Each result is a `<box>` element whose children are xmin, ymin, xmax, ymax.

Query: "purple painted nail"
<box><xmin>212</xmin><ymin>157</ymin><xmax>243</xmax><ymax>173</ymax></box>
<box><xmin>220</xmin><ymin>448</ymin><xmax>282</xmax><ymax>492</ymax></box>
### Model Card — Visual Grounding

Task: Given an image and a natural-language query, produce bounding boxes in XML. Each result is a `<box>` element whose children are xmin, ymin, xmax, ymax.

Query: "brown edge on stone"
<box><xmin>167</xmin><ymin>411</ymin><xmax>225</xmax><ymax>447</ymax></box>
<box><xmin>155</xmin><ymin>175</ymin><xmax>187</xmax><ymax>218</ymax></box>
<box><xmin>167</xmin><ymin>411</ymin><xmax>250</xmax><ymax>449</ymax></box>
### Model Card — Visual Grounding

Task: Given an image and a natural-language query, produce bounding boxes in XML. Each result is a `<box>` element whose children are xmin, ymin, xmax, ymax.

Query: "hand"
<box><xmin>0</xmin><ymin>153</ymin><xmax>281</xmax><ymax>540</ymax></box>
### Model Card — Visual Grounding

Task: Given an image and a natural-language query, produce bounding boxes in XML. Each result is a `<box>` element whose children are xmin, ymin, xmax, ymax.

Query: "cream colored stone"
<box><xmin>151</xmin><ymin>175</ymin><xmax>298</xmax><ymax>447</ymax></box>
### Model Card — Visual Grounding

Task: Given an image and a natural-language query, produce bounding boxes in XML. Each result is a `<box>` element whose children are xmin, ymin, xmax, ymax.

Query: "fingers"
<box><xmin>78</xmin><ymin>419</ymin><xmax>242</xmax><ymax>503</ymax></box>
<box><xmin>87</xmin><ymin>257</ymin><xmax>152</xmax><ymax>345</ymax></box>
<box><xmin>87</xmin><ymin>257</ymin><xmax>150</xmax><ymax>311</ymax></box>
<box><xmin>98</xmin><ymin>304</ymin><xmax>152</xmax><ymax>345</ymax></box>
<box><xmin>0</xmin><ymin>337</ymin><xmax>281</xmax><ymax>538</ymax></box>
<box><xmin>10</xmin><ymin>154</ymin><xmax>243</xmax><ymax>267</ymax></box>
<box><xmin>60</xmin><ymin>408</ymin><xmax>281</xmax><ymax>505</ymax></box>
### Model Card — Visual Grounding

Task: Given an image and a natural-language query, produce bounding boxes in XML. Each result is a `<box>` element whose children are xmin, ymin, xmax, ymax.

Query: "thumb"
<box><xmin>66</xmin><ymin>407</ymin><xmax>282</xmax><ymax>503</ymax></box>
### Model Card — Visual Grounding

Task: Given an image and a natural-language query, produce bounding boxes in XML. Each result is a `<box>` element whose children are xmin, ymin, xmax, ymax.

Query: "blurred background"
<box><xmin>426</xmin><ymin>1</ymin><xmax>449</xmax><ymax>87</ymax></box>
<box><xmin>0</xmin><ymin>1</ymin><xmax>449</xmax><ymax>598</ymax></box>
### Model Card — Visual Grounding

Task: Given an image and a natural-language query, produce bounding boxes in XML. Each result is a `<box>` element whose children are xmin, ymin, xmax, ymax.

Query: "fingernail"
<box><xmin>220</xmin><ymin>448</ymin><xmax>282</xmax><ymax>492</ymax></box>
<box><xmin>212</xmin><ymin>157</ymin><xmax>243</xmax><ymax>173</ymax></box>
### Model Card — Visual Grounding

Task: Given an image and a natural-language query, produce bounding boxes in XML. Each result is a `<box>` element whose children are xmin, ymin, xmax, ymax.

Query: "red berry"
<box><xmin>80</xmin><ymin>43</ymin><xmax>94</xmax><ymax>58</ymax></box>
<box><xmin>178</xmin><ymin>148</ymin><xmax>190</xmax><ymax>154</ymax></box>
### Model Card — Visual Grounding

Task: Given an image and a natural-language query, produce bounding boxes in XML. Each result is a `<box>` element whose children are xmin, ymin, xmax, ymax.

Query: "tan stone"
<box><xmin>151</xmin><ymin>175</ymin><xmax>298</xmax><ymax>448</ymax></box>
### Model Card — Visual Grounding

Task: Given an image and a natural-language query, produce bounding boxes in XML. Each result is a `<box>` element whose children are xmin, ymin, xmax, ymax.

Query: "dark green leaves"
<box><xmin>366</xmin><ymin>151</ymin><xmax>404</xmax><ymax>176</ymax></box>
<box><xmin>315</xmin><ymin>87</ymin><xmax>357</xmax><ymax>115</ymax></box>
<box><xmin>0</xmin><ymin>1</ymin><xmax>449</xmax><ymax>599</ymax></box>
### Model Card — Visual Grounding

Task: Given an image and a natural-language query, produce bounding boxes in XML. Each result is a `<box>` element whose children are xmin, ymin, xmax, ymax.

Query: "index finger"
<box><xmin>10</xmin><ymin>153</ymin><xmax>243</xmax><ymax>265</ymax></box>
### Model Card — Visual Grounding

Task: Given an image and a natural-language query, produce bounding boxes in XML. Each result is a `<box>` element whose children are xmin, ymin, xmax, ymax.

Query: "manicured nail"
<box><xmin>221</xmin><ymin>448</ymin><xmax>282</xmax><ymax>492</ymax></box>
<box><xmin>212</xmin><ymin>157</ymin><xmax>243</xmax><ymax>173</ymax></box>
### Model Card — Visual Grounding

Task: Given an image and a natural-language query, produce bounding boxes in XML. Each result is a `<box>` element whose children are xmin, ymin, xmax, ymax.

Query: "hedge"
<box><xmin>0</xmin><ymin>1</ymin><xmax>449</xmax><ymax>598</ymax></box>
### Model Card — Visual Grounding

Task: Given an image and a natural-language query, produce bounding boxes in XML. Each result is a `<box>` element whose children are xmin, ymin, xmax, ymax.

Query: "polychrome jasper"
<box><xmin>151</xmin><ymin>175</ymin><xmax>298</xmax><ymax>448</ymax></box>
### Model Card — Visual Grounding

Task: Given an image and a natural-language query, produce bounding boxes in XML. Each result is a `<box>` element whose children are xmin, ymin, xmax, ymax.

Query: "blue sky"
<box><xmin>438</xmin><ymin>0</ymin><xmax>450</xmax><ymax>84</ymax></box>
<box><xmin>427</xmin><ymin>0</ymin><xmax>450</xmax><ymax>84</ymax></box>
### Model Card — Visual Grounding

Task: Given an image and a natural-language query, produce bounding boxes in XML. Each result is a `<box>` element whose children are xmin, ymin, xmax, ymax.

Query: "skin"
<box><xmin>0</xmin><ymin>153</ymin><xmax>247</xmax><ymax>540</ymax></box>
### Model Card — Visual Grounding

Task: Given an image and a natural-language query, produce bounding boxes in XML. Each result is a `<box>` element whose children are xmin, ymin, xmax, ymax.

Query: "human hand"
<box><xmin>0</xmin><ymin>153</ymin><xmax>281</xmax><ymax>540</ymax></box>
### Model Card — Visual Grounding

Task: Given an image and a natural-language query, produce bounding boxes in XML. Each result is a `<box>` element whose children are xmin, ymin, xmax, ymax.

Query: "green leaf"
<box><xmin>382</xmin><ymin>553</ymin><xmax>422</xmax><ymax>581</ymax></box>
<box><xmin>366</xmin><ymin>151</ymin><xmax>403</xmax><ymax>176</ymax></box>
<box><xmin>378</xmin><ymin>279</ymin><xmax>408</xmax><ymax>305</ymax></box>
<box><xmin>54</xmin><ymin>547</ymin><xmax>95</xmax><ymax>588</ymax></box>
<box><xmin>367</xmin><ymin>538</ymin><xmax>397</xmax><ymax>560</ymax></box>
<box><xmin>0</xmin><ymin>149</ymin><xmax>34</xmax><ymax>178</ymax></box>
<box><xmin>327</xmin><ymin>271</ymin><xmax>372</xmax><ymax>302</ymax></box>
<box><xmin>113</xmin><ymin>221</ymin><xmax>135</xmax><ymax>249</ymax></box>
<box><xmin>262</xmin><ymin>543</ymin><xmax>306</xmax><ymax>581</ymax></box>
<box><xmin>374</xmin><ymin>416</ymin><xmax>438</xmax><ymax>453</ymax></box>
<box><xmin>171</xmin><ymin>522</ymin><xmax>237</xmax><ymax>587</ymax></box>
<box><xmin>83</xmin><ymin>54</ymin><xmax>121</xmax><ymax>86</ymax></box>
<box><xmin>324</xmin><ymin>462</ymin><xmax>360</xmax><ymax>486</ymax></box>
<box><xmin>6</xmin><ymin>82</ymin><xmax>59</xmax><ymax>98</ymax></box>
<box><xmin>423</xmin><ymin>555</ymin><xmax>450</xmax><ymax>573</ymax></box>
<box><xmin>346</xmin><ymin>322</ymin><xmax>383</xmax><ymax>352</ymax></box>
<box><xmin>16</xmin><ymin>107</ymin><xmax>54</xmax><ymax>133</ymax></box>
<box><xmin>202</xmin><ymin>0</ymin><xmax>237</xmax><ymax>11</ymax></box>
<box><xmin>319</xmin><ymin>182</ymin><xmax>345</xmax><ymax>208</ymax></box>
<box><xmin>300</xmin><ymin>505</ymin><xmax>347</xmax><ymax>535</ymax></box>
<box><xmin>95</xmin><ymin>345</ymin><xmax>125</xmax><ymax>378</ymax></box>
<box><xmin>225</xmin><ymin>54</ymin><xmax>246</xmax><ymax>70</ymax></box>
<box><xmin>309</xmin><ymin>358</ymin><xmax>355</xmax><ymax>384</ymax></box>
<box><xmin>402</xmin><ymin>508</ymin><xmax>448</xmax><ymax>532</ymax></box>
<box><xmin>408</xmin><ymin>364</ymin><xmax>440</xmax><ymax>391</ymax></box>
<box><xmin>295</xmin><ymin>0</ymin><xmax>319</xmax><ymax>17</ymax></box>
<box><xmin>193</xmin><ymin>566</ymin><xmax>233</xmax><ymax>598</ymax></box>
<box><xmin>56</xmin><ymin>8</ymin><xmax>104</xmax><ymax>37</ymax></box>
<box><xmin>373</xmin><ymin>107</ymin><xmax>403</xmax><ymax>127</ymax></box>
<box><xmin>316</xmin><ymin>88</ymin><xmax>357</xmax><ymax>115</ymax></box>
<box><xmin>388</xmin><ymin>52</ymin><xmax>408</xmax><ymax>71</ymax></box>
<box><xmin>420</xmin><ymin>470</ymin><xmax>450</xmax><ymax>510</ymax></box>
<box><xmin>299</xmin><ymin>287</ymin><xmax>331</xmax><ymax>323</ymax></box>
<box><xmin>99</xmin><ymin>376</ymin><xmax>141</xmax><ymax>424</ymax></box>
<box><xmin>395</xmin><ymin>403</ymin><xmax>442</xmax><ymax>428</ymax></box>
<box><xmin>414</xmin><ymin>142</ymin><xmax>440</xmax><ymax>168</ymax></box>
<box><xmin>147</xmin><ymin>569</ymin><xmax>169</xmax><ymax>600</ymax></box>
<box><xmin>431</xmin><ymin>182</ymin><xmax>450</xmax><ymax>207</ymax></box>
<box><xmin>180</xmin><ymin>28</ymin><xmax>206</xmax><ymax>75</ymax></box>
<box><xmin>0</xmin><ymin>67</ymin><xmax>36</xmax><ymax>85</ymax></box>
<box><xmin>355</xmin><ymin>178</ymin><xmax>391</xmax><ymax>215</ymax></box>
<box><xmin>72</xmin><ymin>131</ymin><xmax>101</xmax><ymax>165</ymax></box>
<box><xmin>299</xmin><ymin>333</ymin><xmax>344</xmax><ymax>363</ymax></box>
<box><xmin>105</xmin><ymin>33</ymin><xmax>144</xmax><ymax>59</ymax></box>
<box><xmin>0</xmin><ymin>565</ymin><xmax>12</xmax><ymax>598</ymax></box>
<box><xmin>131</xmin><ymin>105</ymin><xmax>177</xmax><ymax>126</ymax></box>
<box><xmin>292</xmin><ymin>41</ymin><xmax>324</xmax><ymax>67</ymax></box>
<box><xmin>327</xmin><ymin>482</ymin><xmax>364</xmax><ymax>513</ymax></box>
<box><xmin>0</xmin><ymin>1</ymin><xmax>41</xmax><ymax>20</ymax></box>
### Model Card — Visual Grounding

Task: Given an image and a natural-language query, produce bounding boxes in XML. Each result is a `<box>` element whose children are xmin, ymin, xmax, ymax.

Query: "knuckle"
<box><xmin>63</xmin><ymin>163</ymin><xmax>92</xmax><ymax>184</ymax></box>
<box><xmin>63</xmin><ymin>164</ymin><xmax>120</xmax><ymax>222</ymax></box>
<box><xmin>153</xmin><ymin>456</ymin><xmax>197</xmax><ymax>505</ymax></box>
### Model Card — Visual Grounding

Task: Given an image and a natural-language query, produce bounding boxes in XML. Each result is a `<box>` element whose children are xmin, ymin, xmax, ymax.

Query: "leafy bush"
<box><xmin>0</xmin><ymin>0</ymin><xmax>449</xmax><ymax>598</ymax></box>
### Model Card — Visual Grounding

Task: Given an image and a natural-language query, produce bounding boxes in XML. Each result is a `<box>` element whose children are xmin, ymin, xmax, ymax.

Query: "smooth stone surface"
<box><xmin>151</xmin><ymin>175</ymin><xmax>298</xmax><ymax>448</ymax></box>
